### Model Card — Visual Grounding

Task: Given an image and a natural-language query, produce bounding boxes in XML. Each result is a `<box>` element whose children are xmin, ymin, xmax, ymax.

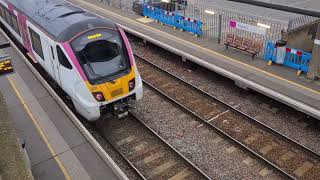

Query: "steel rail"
<box><xmin>95</xmin><ymin>124</ymin><xmax>148</xmax><ymax>180</ymax></box>
<box><xmin>0</xmin><ymin>25</ymin><xmax>130</xmax><ymax>180</ymax></box>
<box><xmin>68</xmin><ymin>0</ymin><xmax>320</xmax><ymax>122</ymax></box>
<box><xmin>142</xmin><ymin>80</ymin><xmax>296</xmax><ymax>180</ymax></box>
<box><xmin>96</xmin><ymin>112</ymin><xmax>212</xmax><ymax>180</ymax></box>
<box><xmin>0</xmin><ymin>23</ymin><xmax>146</xmax><ymax>180</ymax></box>
<box><xmin>1</xmin><ymin>21</ymin><xmax>211</xmax><ymax>180</ymax></box>
<box><xmin>135</xmin><ymin>54</ymin><xmax>320</xmax><ymax>179</ymax></box>
<box><xmin>129</xmin><ymin>112</ymin><xmax>212</xmax><ymax>180</ymax></box>
<box><xmin>135</xmin><ymin>54</ymin><xmax>320</xmax><ymax>160</ymax></box>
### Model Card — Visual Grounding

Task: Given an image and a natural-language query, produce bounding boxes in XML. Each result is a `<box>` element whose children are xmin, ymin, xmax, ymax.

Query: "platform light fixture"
<box><xmin>161</xmin><ymin>0</ymin><xmax>170</xmax><ymax>3</ymax></box>
<box><xmin>204</xmin><ymin>10</ymin><xmax>215</xmax><ymax>15</ymax></box>
<box><xmin>257</xmin><ymin>22</ymin><xmax>271</xmax><ymax>29</ymax></box>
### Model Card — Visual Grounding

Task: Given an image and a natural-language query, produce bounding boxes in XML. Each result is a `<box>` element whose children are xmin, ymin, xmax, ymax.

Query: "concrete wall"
<box><xmin>307</xmin><ymin>23</ymin><xmax>320</xmax><ymax>79</ymax></box>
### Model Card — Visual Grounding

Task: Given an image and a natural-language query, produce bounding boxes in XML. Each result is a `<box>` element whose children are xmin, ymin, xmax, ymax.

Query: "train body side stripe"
<box><xmin>62</xmin><ymin>42</ymin><xmax>87</xmax><ymax>81</ymax></box>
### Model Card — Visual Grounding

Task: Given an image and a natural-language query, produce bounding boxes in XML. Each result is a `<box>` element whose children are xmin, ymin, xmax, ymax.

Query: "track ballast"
<box><xmin>135</xmin><ymin>54</ymin><xmax>320</xmax><ymax>180</ymax></box>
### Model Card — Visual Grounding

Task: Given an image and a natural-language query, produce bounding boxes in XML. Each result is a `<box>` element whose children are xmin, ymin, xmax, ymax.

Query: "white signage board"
<box><xmin>230</xmin><ymin>20</ymin><xmax>267</xmax><ymax>35</ymax></box>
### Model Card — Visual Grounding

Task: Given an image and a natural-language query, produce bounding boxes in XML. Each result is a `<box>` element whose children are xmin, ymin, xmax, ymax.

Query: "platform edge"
<box><xmin>118</xmin><ymin>24</ymin><xmax>320</xmax><ymax>120</ymax></box>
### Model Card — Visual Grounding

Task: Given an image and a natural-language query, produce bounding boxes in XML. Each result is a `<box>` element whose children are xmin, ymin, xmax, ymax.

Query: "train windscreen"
<box><xmin>71</xmin><ymin>29</ymin><xmax>131</xmax><ymax>83</ymax></box>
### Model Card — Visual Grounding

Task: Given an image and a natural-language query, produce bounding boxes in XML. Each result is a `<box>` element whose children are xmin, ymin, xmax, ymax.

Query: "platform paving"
<box><xmin>0</xmin><ymin>91</ymin><xmax>33</xmax><ymax>180</ymax></box>
<box><xmin>69</xmin><ymin>0</ymin><xmax>320</xmax><ymax>120</ymax></box>
<box><xmin>188</xmin><ymin>0</ymin><xmax>320</xmax><ymax>22</ymax></box>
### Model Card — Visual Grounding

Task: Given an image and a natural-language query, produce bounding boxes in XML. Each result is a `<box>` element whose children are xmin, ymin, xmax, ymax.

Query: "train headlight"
<box><xmin>93</xmin><ymin>92</ymin><xmax>105</xmax><ymax>102</ymax></box>
<box><xmin>129</xmin><ymin>78</ymin><xmax>135</xmax><ymax>91</ymax></box>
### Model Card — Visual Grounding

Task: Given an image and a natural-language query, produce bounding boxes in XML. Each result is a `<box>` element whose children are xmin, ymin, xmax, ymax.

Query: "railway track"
<box><xmin>18</xmin><ymin>43</ymin><xmax>211</xmax><ymax>180</ymax></box>
<box><xmin>4</xmin><ymin>10</ymin><xmax>319</xmax><ymax>177</ymax></box>
<box><xmin>0</xmin><ymin>23</ymin><xmax>210</xmax><ymax>180</ymax></box>
<box><xmin>135</xmin><ymin>54</ymin><xmax>320</xmax><ymax>180</ymax></box>
<box><xmin>29</xmin><ymin>55</ymin><xmax>211</xmax><ymax>179</ymax></box>
<box><xmin>94</xmin><ymin>112</ymin><xmax>211</xmax><ymax>180</ymax></box>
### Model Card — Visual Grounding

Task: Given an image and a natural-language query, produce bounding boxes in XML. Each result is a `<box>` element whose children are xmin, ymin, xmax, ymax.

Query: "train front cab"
<box><xmin>69</xmin><ymin>27</ymin><xmax>143</xmax><ymax>121</ymax></box>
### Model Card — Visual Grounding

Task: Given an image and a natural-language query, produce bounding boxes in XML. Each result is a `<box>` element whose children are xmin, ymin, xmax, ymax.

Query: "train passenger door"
<box><xmin>48</xmin><ymin>43</ymin><xmax>60</xmax><ymax>83</ymax></box>
<box><xmin>27</xmin><ymin>23</ymin><xmax>55</xmax><ymax>80</ymax></box>
<box><xmin>43</xmin><ymin>39</ymin><xmax>57</xmax><ymax>81</ymax></box>
<box><xmin>56</xmin><ymin>45</ymin><xmax>75</xmax><ymax>97</ymax></box>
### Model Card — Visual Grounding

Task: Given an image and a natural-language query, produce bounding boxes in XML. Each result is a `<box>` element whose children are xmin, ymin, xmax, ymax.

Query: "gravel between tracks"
<box><xmin>95</xmin><ymin>114</ymin><xmax>207</xmax><ymax>180</ymax></box>
<box><xmin>132</xmin><ymin>87</ymin><xmax>283</xmax><ymax>179</ymax></box>
<box><xmin>129</xmin><ymin>37</ymin><xmax>320</xmax><ymax>155</ymax></box>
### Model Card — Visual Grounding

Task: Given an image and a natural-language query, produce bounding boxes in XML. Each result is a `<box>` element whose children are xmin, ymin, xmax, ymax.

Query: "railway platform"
<box><xmin>0</xmin><ymin>30</ymin><xmax>126</xmax><ymax>179</ymax></box>
<box><xmin>69</xmin><ymin>0</ymin><xmax>320</xmax><ymax>120</ymax></box>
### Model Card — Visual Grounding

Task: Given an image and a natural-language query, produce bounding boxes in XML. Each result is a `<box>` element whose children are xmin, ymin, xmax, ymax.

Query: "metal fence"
<box><xmin>99</xmin><ymin>0</ymin><xmax>136</xmax><ymax>12</ymax></box>
<box><xmin>98</xmin><ymin>0</ymin><xmax>316</xmax><ymax>56</ymax></box>
<box><xmin>140</xmin><ymin>2</ymin><xmax>287</xmax><ymax>43</ymax></box>
<box><xmin>165</xmin><ymin>2</ymin><xmax>288</xmax><ymax>56</ymax></box>
<box><xmin>288</xmin><ymin>15</ymin><xmax>319</xmax><ymax>31</ymax></box>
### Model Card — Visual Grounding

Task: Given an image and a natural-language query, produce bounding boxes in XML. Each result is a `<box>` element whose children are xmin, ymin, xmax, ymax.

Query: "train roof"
<box><xmin>7</xmin><ymin>0</ymin><xmax>117</xmax><ymax>42</ymax></box>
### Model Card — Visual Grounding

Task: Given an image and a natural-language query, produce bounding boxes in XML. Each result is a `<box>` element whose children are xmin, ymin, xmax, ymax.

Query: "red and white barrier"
<box><xmin>163</xmin><ymin>11</ymin><xmax>174</xmax><ymax>16</ymax></box>
<box><xmin>286</xmin><ymin>47</ymin><xmax>303</xmax><ymax>56</ymax></box>
<box><xmin>146</xmin><ymin>5</ymin><xmax>156</xmax><ymax>10</ymax></box>
<box><xmin>183</xmin><ymin>17</ymin><xmax>197</xmax><ymax>23</ymax></box>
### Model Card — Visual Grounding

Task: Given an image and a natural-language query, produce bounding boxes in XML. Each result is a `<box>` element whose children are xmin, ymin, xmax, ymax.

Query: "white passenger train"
<box><xmin>0</xmin><ymin>0</ymin><xmax>143</xmax><ymax>121</ymax></box>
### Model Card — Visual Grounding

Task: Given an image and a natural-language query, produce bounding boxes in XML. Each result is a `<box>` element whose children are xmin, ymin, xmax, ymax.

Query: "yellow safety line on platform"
<box><xmin>75</xmin><ymin>0</ymin><xmax>320</xmax><ymax>95</ymax></box>
<box><xmin>7</xmin><ymin>76</ymin><xmax>72</xmax><ymax>180</ymax></box>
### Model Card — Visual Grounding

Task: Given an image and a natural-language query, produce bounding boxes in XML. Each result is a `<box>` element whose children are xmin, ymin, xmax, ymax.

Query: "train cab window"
<box><xmin>57</xmin><ymin>46</ymin><xmax>72</xmax><ymax>70</ymax></box>
<box><xmin>71</xmin><ymin>29</ymin><xmax>130</xmax><ymax>83</ymax></box>
<box><xmin>29</xmin><ymin>27</ymin><xmax>44</xmax><ymax>60</ymax></box>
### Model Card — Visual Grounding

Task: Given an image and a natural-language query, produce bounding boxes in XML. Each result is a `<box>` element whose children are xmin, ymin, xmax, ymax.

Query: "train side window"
<box><xmin>4</xmin><ymin>9</ymin><xmax>12</xmax><ymax>27</ymax></box>
<box><xmin>3</xmin><ymin>8</ymin><xmax>8</xmax><ymax>23</ymax></box>
<box><xmin>57</xmin><ymin>46</ymin><xmax>72</xmax><ymax>70</ymax></box>
<box><xmin>0</xmin><ymin>5</ymin><xmax>4</xmax><ymax>19</ymax></box>
<box><xmin>0</xmin><ymin>5</ymin><xmax>7</xmax><ymax>22</ymax></box>
<box><xmin>11</xmin><ymin>14</ymin><xmax>20</xmax><ymax>36</ymax></box>
<box><xmin>28</xmin><ymin>27</ymin><xmax>44</xmax><ymax>60</ymax></box>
